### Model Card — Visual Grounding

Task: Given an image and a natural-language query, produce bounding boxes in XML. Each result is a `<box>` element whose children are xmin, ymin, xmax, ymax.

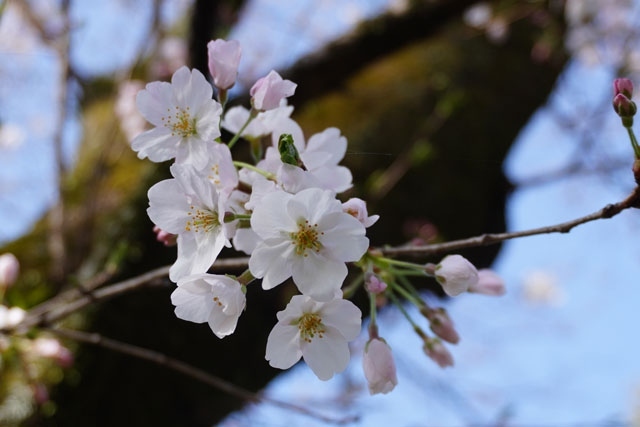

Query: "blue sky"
<box><xmin>2</xmin><ymin>1</ymin><xmax>640</xmax><ymax>425</ymax></box>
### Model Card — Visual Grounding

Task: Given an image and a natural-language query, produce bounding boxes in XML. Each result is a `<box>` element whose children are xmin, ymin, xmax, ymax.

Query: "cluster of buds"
<box><xmin>0</xmin><ymin>254</ymin><xmax>74</xmax><ymax>407</ymax></box>
<box><xmin>612</xmin><ymin>78</ymin><xmax>640</xmax><ymax>183</ymax></box>
<box><xmin>613</xmin><ymin>78</ymin><xmax>636</xmax><ymax>127</ymax></box>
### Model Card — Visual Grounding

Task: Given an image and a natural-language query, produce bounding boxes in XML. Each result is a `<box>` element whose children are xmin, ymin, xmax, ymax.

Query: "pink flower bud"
<box><xmin>0</xmin><ymin>253</ymin><xmax>19</xmax><ymax>289</ymax></box>
<box><xmin>32</xmin><ymin>337</ymin><xmax>74</xmax><ymax>368</ymax></box>
<box><xmin>423</xmin><ymin>338</ymin><xmax>454</xmax><ymax>368</ymax></box>
<box><xmin>363</xmin><ymin>338</ymin><xmax>398</xmax><ymax>394</ymax></box>
<box><xmin>32</xmin><ymin>383</ymin><xmax>49</xmax><ymax>404</ymax></box>
<box><xmin>153</xmin><ymin>226</ymin><xmax>177</xmax><ymax>247</ymax></box>
<box><xmin>613</xmin><ymin>93</ymin><xmax>637</xmax><ymax>122</ymax></box>
<box><xmin>342</xmin><ymin>198</ymin><xmax>379</xmax><ymax>228</ymax></box>
<box><xmin>365</xmin><ymin>273</ymin><xmax>387</xmax><ymax>294</ymax></box>
<box><xmin>421</xmin><ymin>307</ymin><xmax>459</xmax><ymax>344</ymax></box>
<box><xmin>614</xmin><ymin>78</ymin><xmax>634</xmax><ymax>99</ymax></box>
<box><xmin>207</xmin><ymin>39</ymin><xmax>241</xmax><ymax>90</ymax></box>
<box><xmin>469</xmin><ymin>268</ymin><xmax>506</xmax><ymax>296</ymax></box>
<box><xmin>250</xmin><ymin>70</ymin><xmax>296</xmax><ymax>111</ymax></box>
<box><xmin>434</xmin><ymin>254</ymin><xmax>478</xmax><ymax>296</ymax></box>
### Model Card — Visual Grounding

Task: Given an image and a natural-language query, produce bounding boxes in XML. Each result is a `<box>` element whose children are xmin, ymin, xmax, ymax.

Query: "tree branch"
<box><xmin>8</xmin><ymin>186</ymin><xmax>640</xmax><ymax>333</ymax></box>
<box><xmin>381</xmin><ymin>185</ymin><xmax>640</xmax><ymax>258</ymax></box>
<box><xmin>47</xmin><ymin>327</ymin><xmax>358</xmax><ymax>425</ymax></box>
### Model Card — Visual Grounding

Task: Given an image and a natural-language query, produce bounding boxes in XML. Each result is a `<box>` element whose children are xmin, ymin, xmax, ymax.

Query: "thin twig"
<box><xmin>47</xmin><ymin>327</ymin><xmax>358</xmax><ymax>425</ymax></box>
<box><xmin>14</xmin><ymin>258</ymin><xmax>250</xmax><ymax>332</ymax></box>
<box><xmin>381</xmin><ymin>185</ymin><xmax>640</xmax><ymax>258</ymax></box>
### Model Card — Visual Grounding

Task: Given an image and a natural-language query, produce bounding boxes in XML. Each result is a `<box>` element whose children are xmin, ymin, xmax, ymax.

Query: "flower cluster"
<box><xmin>0</xmin><ymin>254</ymin><xmax>74</xmax><ymax>406</ymax></box>
<box><xmin>132</xmin><ymin>39</ymin><xmax>370</xmax><ymax>381</ymax></box>
<box><xmin>131</xmin><ymin>39</ymin><xmax>505</xmax><ymax>393</ymax></box>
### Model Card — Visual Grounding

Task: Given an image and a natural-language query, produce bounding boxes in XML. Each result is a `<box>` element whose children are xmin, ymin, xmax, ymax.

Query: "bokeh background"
<box><xmin>1</xmin><ymin>0</ymin><xmax>640</xmax><ymax>426</ymax></box>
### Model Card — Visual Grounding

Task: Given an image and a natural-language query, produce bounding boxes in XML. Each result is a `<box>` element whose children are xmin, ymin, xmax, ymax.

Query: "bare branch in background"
<box><xmin>48</xmin><ymin>327</ymin><xmax>358</xmax><ymax>425</ymax></box>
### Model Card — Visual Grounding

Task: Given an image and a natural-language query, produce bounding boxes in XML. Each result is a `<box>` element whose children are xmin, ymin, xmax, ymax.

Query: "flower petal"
<box><xmin>302</xmin><ymin>327</ymin><xmax>350</xmax><ymax>381</ymax></box>
<box><xmin>265</xmin><ymin>324</ymin><xmax>302</xmax><ymax>370</ymax></box>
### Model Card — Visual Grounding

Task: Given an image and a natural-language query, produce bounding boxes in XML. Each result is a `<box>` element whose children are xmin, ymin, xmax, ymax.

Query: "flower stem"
<box><xmin>374</xmin><ymin>256</ymin><xmax>426</xmax><ymax>272</ymax></box>
<box><xmin>227</xmin><ymin>109</ymin><xmax>257</xmax><ymax>149</ymax></box>
<box><xmin>233</xmin><ymin>161</ymin><xmax>276</xmax><ymax>180</ymax></box>
<box><xmin>388</xmin><ymin>280</ymin><xmax>424</xmax><ymax>308</ymax></box>
<box><xmin>627</xmin><ymin>126</ymin><xmax>640</xmax><ymax>159</ymax></box>
<box><xmin>387</xmin><ymin>291</ymin><xmax>420</xmax><ymax>330</ymax></box>
<box><xmin>236</xmin><ymin>269</ymin><xmax>256</xmax><ymax>286</ymax></box>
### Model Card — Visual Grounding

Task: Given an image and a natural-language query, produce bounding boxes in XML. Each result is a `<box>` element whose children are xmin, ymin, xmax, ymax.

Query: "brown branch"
<box><xmin>13</xmin><ymin>257</ymin><xmax>249</xmax><ymax>332</ymax></box>
<box><xmin>10</xmin><ymin>186</ymin><xmax>640</xmax><ymax>332</ymax></box>
<box><xmin>48</xmin><ymin>327</ymin><xmax>358</xmax><ymax>425</ymax></box>
<box><xmin>381</xmin><ymin>185</ymin><xmax>640</xmax><ymax>258</ymax></box>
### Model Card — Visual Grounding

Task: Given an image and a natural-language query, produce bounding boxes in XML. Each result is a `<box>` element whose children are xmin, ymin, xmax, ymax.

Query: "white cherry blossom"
<box><xmin>248</xmin><ymin>188</ymin><xmax>369</xmax><ymax>301</ymax></box>
<box><xmin>171</xmin><ymin>273</ymin><xmax>245</xmax><ymax>338</ymax></box>
<box><xmin>132</xmin><ymin>66</ymin><xmax>222</xmax><ymax>170</ymax></box>
<box><xmin>258</xmin><ymin>122</ymin><xmax>353</xmax><ymax>193</ymax></box>
<box><xmin>265</xmin><ymin>294</ymin><xmax>361</xmax><ymax>380</ymax></box>
<box><xmin>147</xmin><ymin>164</ymin><xmax>231</xmax><ymax>281</ymax></box>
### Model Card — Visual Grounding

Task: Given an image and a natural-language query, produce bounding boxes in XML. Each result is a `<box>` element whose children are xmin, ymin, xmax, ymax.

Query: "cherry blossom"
<box><xmin>265</xmin><ymin>294</ymin><xmax>361</xmax><ymax>380</ymax></box>
<box><xmin>342</xmin><ymin>197</ymin><xmax>379</xmax><ymax>228</ymax></box>
<box><xmin>248</xmin><ymin>188</ymin><xmax>369</xmax><ymax>301</ymax></box>
<box><xmin>132</xmin><ymin>66</ymin><xmax>222</xmax><ymax>170</ymax></box>
<box><xmin>254</xmin><ymin>124</ymin><xmax>353</xmax><ymax>194</ymax></box>
<box><xmin>171</xmin><ymin>273</ymin><xmax>245</xmax><ymax>338</ymax></box>
<box><xmin>250</xmin><ymin>70</ymin><xmax>296</xmax><ymax>111</ymax></box>
<box><xmin>147</xmin><ymin>164</ymin><xmax>231</xmax><ymax>281</ymax></box>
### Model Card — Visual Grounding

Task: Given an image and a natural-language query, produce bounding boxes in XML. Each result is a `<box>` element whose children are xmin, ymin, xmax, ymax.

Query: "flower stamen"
<box><xmin>185</xmin><ymin>206</ymin><xmax>219</xmax><ymax>233</ymax></box>
<box><xmin>290</xmin><ymin>220</ymin><xmax>323</xmax><ymax>256</ymax></box>
<box><xmin>162</xmin><ymin>106</ymin><xmax>197</xmax><ymax>138</ymax></box>
<box><xmin>297</xmin><ymin>312</ymin><xmax>325</xmax><ymax>343</ymax></box>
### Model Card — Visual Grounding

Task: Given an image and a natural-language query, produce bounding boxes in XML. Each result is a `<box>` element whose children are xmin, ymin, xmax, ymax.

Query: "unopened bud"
<box><xmin>469</xmin><ymin>269</ymin><xmax>506</xmax><ymax>296</ymax></box>
<box><xmin>420</xmin><ymin>307</ymin><xmax>459</xmax><ymax>344</ymax></box>
<box><xmin>433</xmin><ymin>254</ymin><xmax>479</xmax><ymax>297</ymax></box>
<box><xmin>0</xmin><ymin>253</ymin><xmax>19</xmax><ymax>289</ymax></box>
<box><xmin>32</xmin><ymin>337</ymin><xmax>74</xmax><ymax>368</ymax></box>
<box><xmin>614</xmin><ymin>78</ymin><xmax>634</xmax><ymax>99</ymax></box>
<box><xmin>363</xmin><ymin>337</ymin><xmax>398</xmax><ymax>395</ymax></box>
<box><xmin>613</xmin><ymin>93</ymin><xmax>637</xmax><ymax>126</ymax></box>
<box><xmin>365</xmin><ymin>273</ymin><xmax>387</xmax><ymax>294</ymax></box>
<box><xmin>153</xmin><ymin>226</ymin><xmax>177</xmax><ymax>247</ymax></box>
<box><xmin>32</xmin><ymin>383</ymin><xmax>49</xmax><ymax>404</ymax></box>
<box><xmin>423</xmin><ymin>338</ymin><xmax>454</xmax><ymax>368</ymax></box>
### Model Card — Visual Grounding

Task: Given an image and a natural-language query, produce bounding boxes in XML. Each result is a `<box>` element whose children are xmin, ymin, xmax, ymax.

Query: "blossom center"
<box><xmin>163</xmin><ymin>106</ymin><xmax>197</xmax><ymax>138</ymax></box>
<box><xmin>290</xmin><ymin>220</ymin><xmax>323</xmax><ymax>256</ymax></box>
<box><xmin>297</xmin><ymin>312</ymin><xmax>325</xmax><ymax>343</ymax></box>
<box><xmin>185</xmin><ymin>206</ymin><xmax>219</xmax><ymax>233</ymax></box>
